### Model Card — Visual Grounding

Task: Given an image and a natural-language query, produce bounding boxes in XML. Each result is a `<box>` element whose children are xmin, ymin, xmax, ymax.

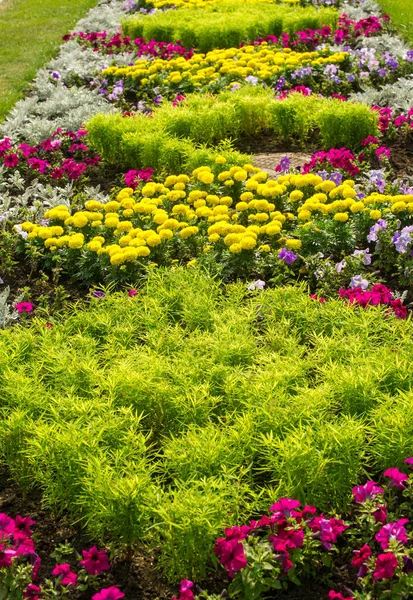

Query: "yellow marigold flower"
<box><xmin>229</xmin><ymin>243</ymin><xmax>242</xmax><ymax>253</ymax></box>
<box><xmin>334</xmin><ymin>212</ymin><xmax>349</xmax><ymax>222</ymax></box>
<box><xmin>159</xmin><ymin>229</ymin><xmax>173</xmax><ymax>240</ymax></box>
<box><xmin>164</xmin><ymin>175</ymin><xmax>178</xmax><ymax>187</ymax></box>
<box><xmin>136</xmin><ymin>246</ymin><xmax>151</xmax><ymax>257</ymax></box>
<box><xmin>72</xmin><ymin>214</ymin><xmax>88</xmax><ymax>228</ymax></box>
<box><xmin>286</xmin><ymin>239</ymin><xmax>302</xmax><ymax>250</ymax></box>
<box><xmin>180</xmin><ymin>226</ymin><xmax>199</xmax><ymax>238</ymax></box>
<box><xmin>68</xmin><ymin>235</ymin><xmax>84</xmax><ymax>249</ymax></box>
<box><xmin>116</xmin><ymin>188</ymin><xmax>134</xmax><ymax>200</ymax></box>
<box><xmin>146</xmin><ymin>234</ymin><xmax>162</xmax><ymax>246</ymax></box>
<box><xmin>44</xmin><ymin>238</ymin><xmax>58</xmax><ymax>248</ymax></box>
<box><xmin>104</xmin><ymin>201</ymin><xmax>121</xmax><ymax>212</ymax></box>
<box><xmin>369</xmin><ymin>209</ymin><xmax>382</xmax><ymax>220</ymax></box>
<box><xmin>110</xmin><ymin>253</ymin><xmax>125</xmax><ymax>265</ymax></box>
<box><xmin>351</xmin><ymin>201</ymin><xmax>364</xmax><ymax>214</ymax></box>
<box><xmin>50</xmin><ymin>226</ymin><xmax>64</xmax><ymax>236</ymax></box>
<box><xmin>233</xmin><ymin>170</ymin><xmax>248</xmax><ymax>181</ymax></box>
<box><xmin>198</xmin><ymin>172</ymin><xmax>214</xmax><ymax>184</ymax></box>
<box><xmin>21</xmin><ymin>222</ymin><xmax>36</xmax><ymax>232</ymax></box>
<box><xmin>215</xmin><ymin>156</ymin><xmax>227</xmax><ymax>164</ymax></box>
<box><xmin>117</xmin><ymin>221</ymin><xmax>133</xmax><ymax>232</ymax></box>
<box><xmin>240</xmin><ymin>192</ymin><xmax>253</xmax><ymax>202</ymax></box>
<box><xmin>105</xmin><ymin>217</ymin><xmax>119</xmax><ymax>228</ymax></box>
<box><xmin>209</xmin><ymin>233</ymin><xmax>220</xmax><ymax>242</ymax></box>
<box><xmin>392</xmin><ymin>201</ymin><xmax>407</xmax><ymax>212</ymax></box>
<box><xmin>240</xmin><ymin>236</ymin><xmax>256</xmax><ymax>250</ymax></box>
<box><xmin>289</xmin><ymin>190</ymin><xmax>304</xmax><ymax>202</ymax></box>
<box><xmin>342</xmin><ymin>187</ymin><xmax>357</xmax><ymax>199</ymax></box>
<box><xmin>297</xmin><ymin>210</ymin><xmax>311</xmax><ymax>221</ymax></box>
<box><xmin>87</xmin><ymin>241</ymin><xmax>102</xmax><ymax>252</ymax></box>
<box><xmin>259</xmin><ymin>244</ymin><xmax>271</xmax><ymax>252</ymax></box>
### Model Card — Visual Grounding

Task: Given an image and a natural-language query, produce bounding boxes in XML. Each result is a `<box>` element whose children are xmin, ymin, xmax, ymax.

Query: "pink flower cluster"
<box><xmin>339</xmin><ymin>284</ymin><xmax>407</xmax><ymax>319</ymax></box>
<box><xmin>124</xmin><ymin>167</ymin><xmax>154</xmax><ymax>189</ymax></box>
<box><xmin>302</xmin><ymin>148</ymin><xmax>360</xmax><ymax>176</ymax></box>
<box><xmin>65</xmin><ymin>31</ymin><xmax>194</xmax><ymax>59</ymax></box>
<box><xmin>213</xmin><ymin>497</ymin><xmax>347</xmax><ymax>579</ymax></box>
<box><xmin>0</xmin><ymin>129</ymin><xmax>100</xmax><ymax>181</ymax></box>
<box><xmin>248</xmin><ymin>14</ymin><xmax>385</xmax><ymax>50</ymax></box>
<box><xmin>0</xmin><ymin>511</ymin><xmax>123</xmax><ymax>600</ymax></box>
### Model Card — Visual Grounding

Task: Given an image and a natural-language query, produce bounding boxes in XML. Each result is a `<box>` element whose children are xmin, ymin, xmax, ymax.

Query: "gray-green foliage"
<box><xmin>0</xmin><ymin>269</ymin><xmax>412</xmax><ymax>579</ymax></box>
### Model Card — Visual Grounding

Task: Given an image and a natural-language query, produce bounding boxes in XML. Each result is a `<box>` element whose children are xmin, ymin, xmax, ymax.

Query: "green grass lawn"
<box><xmin>0</xmin><ymin>0</ymin><xmax>97</xmax><ymax>120</ymax></box>
<box><xmin>375</xmin><ymin>0</ymin><xmax>413</xmax><ymax>42</ymax></box>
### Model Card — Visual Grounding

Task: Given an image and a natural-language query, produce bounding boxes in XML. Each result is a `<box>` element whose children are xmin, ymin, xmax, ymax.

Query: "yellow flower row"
<box><xmin>20</xmin><ymin>161</ymin><xmax>413</xmax><ymax>267</ymax></box>
<box><xmin>103</xmin><ymin>47</ymin><xmax>348</xmax><ymax>87</ymax></box>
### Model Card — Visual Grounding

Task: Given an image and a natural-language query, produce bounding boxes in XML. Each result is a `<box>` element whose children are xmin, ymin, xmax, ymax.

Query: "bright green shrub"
<box><xmin>86</xmin><ymin>91</ymin><xmax>378</xmax><ymax>171</ymax></box>
<box><xmin>121</xmin><ymin>3</ymin><xmax>337</xmax><ymax>53</ymax></box>
<box><xmin>370</xmin><ymin>392</ymin><xmax>413</xmax><ymax>472</ymax></box>
<box><xmin>318</xmin><ymin>100</ymin><xmax>380</xmax><ymax>149</ymax></box>
<box><xmin>152</xmin><ymin>476</ymin><xmax>255</xmax><ymax>580</ymax></box>
<box><xmin>257</xmin><ymin>417</ymin><xmax>368</xmax><ymax>510</ymax></box>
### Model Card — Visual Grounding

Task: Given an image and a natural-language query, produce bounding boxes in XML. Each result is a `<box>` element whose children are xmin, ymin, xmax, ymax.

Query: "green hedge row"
<box><xmin>121</xmin><ymin>2</ymin><xmax>338</xmax><ymax>53</ymax></box>
<box><xmin>86</xmin><ymin>89</ymin><xmax>378</xmax><ymax>172</ymax></box>
<box><xmin>1</xmin><ymin>269</ymin><xmax>412</xmax><ymax>580</ymax></box>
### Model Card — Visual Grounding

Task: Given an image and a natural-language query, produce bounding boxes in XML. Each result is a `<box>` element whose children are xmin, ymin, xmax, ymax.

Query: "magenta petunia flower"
<box><xmin>172</xmin><ymin>580</ymin><xmax>195</xmax><ymax>600</ymax></box>
<box><xmin>352</xmin><ymin>481</ymin><xmax>383</xmax><ymax>503</ymax></box>
<box><xmin>404</xmin><ymin>457</ymin><xmax>413</xmax><ymax>466</ymax></box>
<box><xmin>80</xmin><ymin>546</ymin><xmax>110</xmax><ymax>575</ymax></box>
<box><xmin>373</xmin><ymin>552</ymin><xmax>399</xmax><ymax>581</ymax></box>
<box><xmin>373</xmin><ymin>505</ymin><xmax>387</xmax><ymax>524</ymax></box>
<box><xmin>13</xmin><ymin>515</ymin><xmax>35</xmax><ymax>540</ymax></box>
<box><xmin>14</xmin><ymin>302</ymin><xmax>34</xmax><ymax>314</ymax></box>
<box><xmin>213</xmin><ymin>537</ymin><xmax>247</xmax><ymax>578</ymax></box>
<box><xmin>128</xmin><ymin>289</ymin><xmax>138</xmax><ymax>297</ymax></box>
<box><xmin>92</xmin><ymin>586</ymin><xmax>125</xmax><ymax>600</ymax></box>
<box><xmin>52</xmin><ymin>563</ymin><xmax>77</xmax><ymax>586</ymax></box>
<box><xmin>0</xmin><ymin>547</ymin><xmax>18</xmax><ymax>568</ymax></box>
<box><xmin>269</xmin><ymin>498</ymin><xmax>301</xmax><ymax>518</ymax></box>
<box><xmin>0</xmin><ymin>514</ymin><xmax>15</xmax><ymax>539</ymax></box>
<box><xmin>351</xmin><ymin>544</ymin><xmax>372</xmax><ymax>577</ymax></box>
<box><xmin>375</xmin><ymin>519</ymin><xmax>409</xmax><ymax>550</ymax></box>
<box><xmin>328</xmin><ymin>591</ymin><xmax>353</xmax><ymax>600</ymax></box>
<box><xmin>23</xmin><ymin>583</ymin><xmax>42</xmax><ymax>600</ymax></box>
<box><xmin>4</xmin><ymin>153</ymin><xmax>19</xmax><ymax>168</ymax></box>
<box><xmin>383</xmin><ymin>467</ymin><xmax>408</xmax><ymax>488</ymax></box>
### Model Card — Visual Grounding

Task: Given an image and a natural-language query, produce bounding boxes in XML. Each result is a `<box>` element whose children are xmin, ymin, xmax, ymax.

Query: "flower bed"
<box><xmin>2</xmin><ymin>0</ymin><xmax>413</xmax><ymax>598</ymax></box>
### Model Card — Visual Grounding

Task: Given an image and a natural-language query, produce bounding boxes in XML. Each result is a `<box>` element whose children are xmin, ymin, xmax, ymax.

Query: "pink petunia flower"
<box><xmin>92</xmin><ymin>586</ymin><xmax>125</xmax><ymax>600</ymax></box>
<box><xmin>352</xmin><ymin>481</ymin><xmax>383</xmax><ymax>503</ymax></box>
<box><xmin>351</xmin><ymin>544</ymin><xmax>372</xmax><ymax>577</ymax></box>
<box><xmin>13</xmin><ymin>515</ymin><xmax>35</xmax><ymax>541</ymax></box>
<box><xmin>375</xmin><ymin>519</ymin><xmax>409</xmax><ymax>550</ymax></box>
<box><xmin>373</xmin><ymin>552</ymin><xmax>399</xmax><ymax>581</ymax></box>
<box><xmin>4</xmin><ymin>153</ymin><xmax>19</xmax><ymax>168</ymax></box>
<box><xmin>269</xmin><ymin>498</ymin><xmax>301</xmax><ymax>518</ymax></box>
<box><xmin>23</xmin><ymin>584</ymin><xmax>42</xmax><ymax>600</ymax></box>
<box><xmin>128</xmin><ymin>289</ymin><xmax>138</xmax><ymax>297</ymax></box>
<box><xmin>52</xmin><ymin>563</ymin><xmax>77</xmax><ymax>586</ymax></box>
<box><xmin>383</xmin><ymin>467</ymin><xmax>408</xmax><ymax>488</ymax></box>
<box><xmin>14</xmin><ymin>302</ymin><xmax>34</xmax><ymax>314</ymax></box>
<box><xmin>80</xmin><ymin>546</ymin><xmax>110</xmax><ymax>575</ymax></box>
